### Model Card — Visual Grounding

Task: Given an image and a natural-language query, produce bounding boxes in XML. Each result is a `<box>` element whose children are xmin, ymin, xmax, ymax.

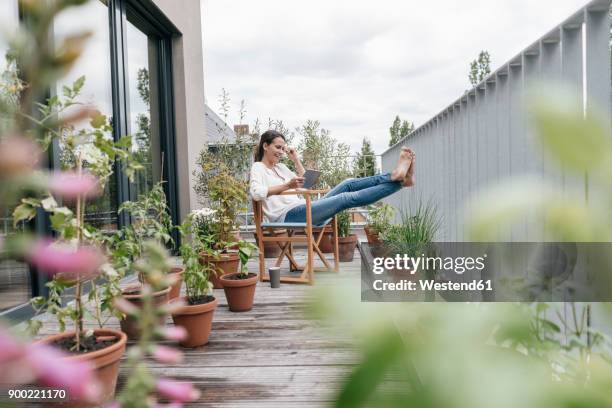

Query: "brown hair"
<box><xmin>254</xmin><ymin>130</ymin><xmax>286</xmax><ymax>162</ymax></box>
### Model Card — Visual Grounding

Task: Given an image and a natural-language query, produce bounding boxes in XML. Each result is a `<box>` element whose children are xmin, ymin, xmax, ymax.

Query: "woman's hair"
<box><xmin>254</xmin><ymin>130</ymin><xmax>286</xmax><ymax>162</ymax></box>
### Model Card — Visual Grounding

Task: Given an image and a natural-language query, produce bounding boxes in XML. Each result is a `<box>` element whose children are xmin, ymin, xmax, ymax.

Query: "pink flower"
<box><xmin>158</xmin><ymin>326</ymin><xmax>187</xmax><ymax>342</ymax></box>
<box><xmin>152</xmin><ymin>346</ymin><xmax>184</xmax><ymax>364</ymax></box>
<box><xmin>0</xmin><ymin>135</ymin><xmax>41</xmax><ymax>177</ymax></box>
<box><xmin>113</xmin><ymin>297</ymin><xmax>139</xmax><ymax>316</ymax></box>
<box><xmin>105</xmin><ymin>402</ymin><xmax>121</xmax><ymax>408</ymax></box>
<box><xmin>156</xmin><ymin>379</ymin><xmax>200</xmax><ymax>403</ymax></box>
<box><xmin>48</xmin><ymin>171</ymin><xmax>101</xmax><ymax>199</ymax></box>
<box><xmin>26</xmin><ymin>343</ymin><xmax>100</xmax><ymax>400</ymax></box>
<box><xmin>27</xmin><ymin>241</ymin><xmax>106</xmax><ymax>277</ymax></box>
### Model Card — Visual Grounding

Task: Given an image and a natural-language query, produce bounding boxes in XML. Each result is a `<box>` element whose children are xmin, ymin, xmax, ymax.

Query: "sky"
<box><xmin>201</xmin><ymin>0</ymin><xmax>591</xmax><ymax>156</ymax></box>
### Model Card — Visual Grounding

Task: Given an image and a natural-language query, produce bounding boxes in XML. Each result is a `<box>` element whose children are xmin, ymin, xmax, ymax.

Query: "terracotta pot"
<box><xmin>199</xmin><ymin>252</ymin><xmax>240</xmax><ymax>289</ymax></box>
<box><xmin>364</xmin><ymin>226</ymin><xmax>380</xmax><ymax>245</ymax></box>
<box><xmin>338</xmin><ymin>234</ymin><xmax>358</xmax><ymax>262</ymax></box>
<box><xmin>37</xmin><ymin>329</ymin><xmax>127</xmax><ymax>407</ymax></box>
<box><xmin>318</xmin><ymin>231</ymin><xmax>334</xmax><ymax>253</ymax></box>
<box><xmin>168</xmin><ymin>267</ymin><xmax>184</xmax><ymax>300</ymax></box>
<box><xmin>257</xmin><ymin>229</ymin><xmax>288</xmax><ymax>258</ymax></box>
<box><xmin>119</xmin><ymin>285</ymin><xmax>170</xmax><ymax>340</ymax></box>
<box><xmin>220</xmin><ymin>272</ymin><xmax>258</xmax><ymax>312</ymax></box>
<box><xmin>171</xmin><ymin>296</ymin><xmax>219</xmax><ymax>348</ymax></box>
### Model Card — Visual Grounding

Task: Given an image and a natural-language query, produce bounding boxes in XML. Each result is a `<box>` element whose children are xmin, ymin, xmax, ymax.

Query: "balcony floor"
<box><xmin>32</xmin><ymin>249</ymin><xmax>362</xmax><ymax>407</ymax></box>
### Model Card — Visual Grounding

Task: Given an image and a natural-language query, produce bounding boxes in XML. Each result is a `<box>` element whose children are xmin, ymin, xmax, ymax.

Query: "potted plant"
<box><xmin>170</xmin><ymin>215</ymin><xmax>219</xmax><ymax>347</ymax></box>
<box><xmin>13</xmin><ymin>78</ymin><xmax>142</xmax><ymax>404</ymax></box>
<box><xmin>337</xmin><ymin>211</ymin><xmax>358</xmax><ymax>262</ymax></box>
<box><xmin>219</xmin><ymin>240</ymin><xmax>258</xmax><ymax>312</ymax></box>
<box><xmin>111</xmin><ymin>182</ymin><xmax>178</xmax><ymax>339</ymax></box>
<box><xmin>194</xmin><ymin>144</ymin><xmax>251</xmax><ymax>288</ymax></box>
<box><xmin>365</xmin><ymin>203</ymin><xmax>395</xmax><ymax>244</ymax></box>
<box><xmin>191</xmin><ymin>208</ymin><xmax>239</xmax><ymax>289</ymax></box>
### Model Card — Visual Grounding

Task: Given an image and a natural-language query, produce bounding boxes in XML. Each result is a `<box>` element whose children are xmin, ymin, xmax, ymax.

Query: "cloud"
<box><xmin>202</xmin><ymin>0</ymin><xmax>592</xmax><ymax>154</ymax></box>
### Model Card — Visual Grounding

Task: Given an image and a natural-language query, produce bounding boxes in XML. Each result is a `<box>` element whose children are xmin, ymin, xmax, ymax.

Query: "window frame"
<box><xmin>1</xmin><ymin>0</ymin><xmax>182</xmax><ymax>321</ymax></box>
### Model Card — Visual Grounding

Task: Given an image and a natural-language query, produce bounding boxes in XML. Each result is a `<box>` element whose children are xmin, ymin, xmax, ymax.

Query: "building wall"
<box><xmin>152</xmin><ymin>0</ymin><xmax>207</xmax><ymax>219</ymax></box>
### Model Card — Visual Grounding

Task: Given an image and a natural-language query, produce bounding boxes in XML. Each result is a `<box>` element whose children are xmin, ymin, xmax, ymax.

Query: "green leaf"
<box><xmin>335</xmin><ymin>328</ymin><xmax>413</xmax><ymax>408</ymax></box>
<box><xmin>62</xmin><ymin>85</ymin><xmax>72</xmax><ymax>98</ymax></box>
<box><xmin>50</xmin><ymin>212</ymin><xmax>68</xmax><ymax>231</ymax></box>
<box><xmin>90</xmin><ymin>112</ymin><xmax>106</xmax><ymax>129</ymax></box>
<box><xmin>73</xmin><ymin>75</ymin><xmax>86</xmax><ymax>94</ymax></box>
<box><xmin>12</xmin><ymin>202</ymin><xmax>37</xmax><ymax>226</ymax></box>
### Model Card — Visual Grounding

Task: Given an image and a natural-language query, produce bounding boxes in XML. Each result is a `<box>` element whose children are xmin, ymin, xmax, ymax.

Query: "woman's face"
<box><xmin>263</xmin><ymin>137</ymin><xmax>286</xmax><ymax>164</ymax></box>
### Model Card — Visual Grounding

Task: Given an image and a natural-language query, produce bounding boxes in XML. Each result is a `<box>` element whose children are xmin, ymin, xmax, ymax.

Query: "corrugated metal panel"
<box><xmin>380</xmin><ymin>0</ymin><xmax>612</xmax><ymax>242</ymax></box>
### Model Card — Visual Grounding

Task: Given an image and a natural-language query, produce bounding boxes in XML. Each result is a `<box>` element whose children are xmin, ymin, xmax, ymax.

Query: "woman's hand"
<box><xmin>284</xmin><ymin>146</ymin><xmax>299</xmax><ymax>162</ymax></box>
<box><xmin>285</xmin><ymin>176</ymin><xmax>305</xmax><ymax>189</ymax></box>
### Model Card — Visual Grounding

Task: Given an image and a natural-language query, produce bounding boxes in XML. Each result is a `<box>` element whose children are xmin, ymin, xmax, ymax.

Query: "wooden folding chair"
<box><xmin>253</xmin><ymin>189</ymin><xmax>339</xmax><ymax>285</ymax></box>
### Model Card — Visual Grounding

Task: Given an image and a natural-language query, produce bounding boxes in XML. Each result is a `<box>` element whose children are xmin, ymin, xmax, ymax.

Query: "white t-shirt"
<box><xmin>250</xmin><ymin>162</ymin><xmax>305</xmax><ymax>222</ymax></box>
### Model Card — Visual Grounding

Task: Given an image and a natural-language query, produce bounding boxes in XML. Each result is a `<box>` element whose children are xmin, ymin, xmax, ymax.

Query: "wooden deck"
<box><xmin>31</xmin><ymin>249</ymin><xmax>362</xmax><ymax>407</ymax></box>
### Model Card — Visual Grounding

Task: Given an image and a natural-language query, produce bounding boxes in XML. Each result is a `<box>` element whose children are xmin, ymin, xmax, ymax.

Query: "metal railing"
<box><xmin>381</xmin><ymin>0</ymin><xmax>612</xmax><ymax>242</ymax></box>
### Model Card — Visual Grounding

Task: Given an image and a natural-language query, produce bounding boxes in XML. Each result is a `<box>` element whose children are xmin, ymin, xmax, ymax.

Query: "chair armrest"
<box><xmin>279</xmin><ymin>189</ymin><xmax>329</xmax><ymax>196</ymax></box>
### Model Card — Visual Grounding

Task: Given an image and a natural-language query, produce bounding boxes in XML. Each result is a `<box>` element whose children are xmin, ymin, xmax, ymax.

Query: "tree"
<box><xmin>297</xmin><ymin>120</ymin><xmax>351</xmax><ymax>188</ymax></box>
<box><xmin>389</xmin><ymin>115</ymin><xmax>401</xmax><ymax>146</ymax></box>
<box><xmin>400</xmin><ymin>120</ymin><xmax>414</xmax><ymax>139</ymax></box>
<box><xmin>469</xmin><ymin>50</ymin><xmax>491</xmax><ymax>87</ymax></box>
<box><xmin>389</xmin><ymin>115</ymin><xmax>414</xmax><ymax>147</ymax></box>
<box><xmin>353</xmin><ymin>138</ymin><xmax>377</xmax><ymax>178</ymax></box>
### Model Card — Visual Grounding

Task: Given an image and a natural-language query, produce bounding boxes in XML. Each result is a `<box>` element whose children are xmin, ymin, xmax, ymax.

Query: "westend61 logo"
<box><xmin>372</xmin><ymin>253</ymin><xmax>487</xmax><ymax>275</ymax></box>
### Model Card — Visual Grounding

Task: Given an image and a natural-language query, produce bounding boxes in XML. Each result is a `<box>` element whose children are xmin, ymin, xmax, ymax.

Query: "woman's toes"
<box><xmin>402</xmin><ymin>174</ymin><xmax>415</xmax><ymax>187</ymax></box>
<box><xmin>391</xmin><ymin>150</ymin><xmax>412</xmax><ymax>181</ymax></box>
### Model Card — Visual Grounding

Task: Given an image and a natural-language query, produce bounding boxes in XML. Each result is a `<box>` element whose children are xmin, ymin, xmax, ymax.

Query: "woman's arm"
<box><xmin>266</xmin><ymin>177</ymin><xmax>304</xmax><ymax>196</ymax></box>
<box><xmin>250</xmin><ymin>163</ymin><xmax>304</xmax><ymax>200</ymax></box>
<box><xmin>285</xmin><ymin>146</ymin><xmax>305</xmax><ymax>177</ymax></box>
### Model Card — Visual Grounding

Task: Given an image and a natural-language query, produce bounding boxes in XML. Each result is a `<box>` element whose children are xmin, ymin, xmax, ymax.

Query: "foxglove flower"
<box><xmin>156</xmin><ymin>379</ymin><xmax>200</xmax><ymax>403</ymax></box>
<box><xmin>48</xmin><ymin>171</ymin><xmax>101</xmax><ymax>199</ymax></box>
<box><xmin>152</xmin><ymin>346</ymin><xmax>184</xmax><ymax>364</ymax></box>
<box><xmin>27</xmin><ymin>240</ymin><xmax>105</xmax><ymax>277</ymax></box>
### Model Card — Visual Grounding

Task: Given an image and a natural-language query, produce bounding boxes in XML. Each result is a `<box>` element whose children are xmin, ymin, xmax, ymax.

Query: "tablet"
<box><xmin>302</xmin><ymin>169</ymin><xmax>322</xmax><ymax>189</ymax></box>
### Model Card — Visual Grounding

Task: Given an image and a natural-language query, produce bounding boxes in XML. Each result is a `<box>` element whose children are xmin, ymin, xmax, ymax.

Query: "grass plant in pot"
<box><xmin>380</xmin><ymin>199</ymin><xmax>440</xmax><ymax>283</ymax></box>
<box><xmin>171</xmin><ymin>215</ymin><xmax>219</xmax><ymax>347</ymax></box>
<box><xmin>337</xmin><ymin>211</ymin><xmax>358</xmax><ymax>262</ymax></box>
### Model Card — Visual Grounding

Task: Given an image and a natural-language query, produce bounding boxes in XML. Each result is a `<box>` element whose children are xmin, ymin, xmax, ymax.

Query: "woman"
<box><xmin>250</xmin><ymin>130</ymin><xmax>415</xmax><ymax>226</ymax></box>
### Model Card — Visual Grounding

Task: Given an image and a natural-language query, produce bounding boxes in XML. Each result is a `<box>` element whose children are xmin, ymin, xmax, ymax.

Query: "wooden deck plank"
<box><xmin>28</xmin><ymin>248</ymin><xmax>363</xmax><ymax>407</ymax></box>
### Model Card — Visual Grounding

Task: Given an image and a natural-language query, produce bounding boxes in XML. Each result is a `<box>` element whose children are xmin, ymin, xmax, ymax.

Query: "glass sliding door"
<box><xmin>125</xmin><ymin>20</ymin><xmax>160</xmax><ymax>198</ymax></box>
<box><xmin>53</xmin><ymin>0</ymin><xmax>118</xmax><ymax>231</ymax></box>
<box><xmin>0</xmin><ymin>0</ymin><xmax>30</xmax><ymax>313</ymax></box>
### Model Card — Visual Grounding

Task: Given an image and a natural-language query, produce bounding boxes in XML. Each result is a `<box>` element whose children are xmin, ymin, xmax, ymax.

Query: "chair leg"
<box><xmin>258</xmin><ymin>238</ymin><xmax>266</xmax><ymax>282</ymax></box>
<box><xmin>332</xmin><ymin>217</ymin><xmax>340</xmax><ymax>272</ymax></box>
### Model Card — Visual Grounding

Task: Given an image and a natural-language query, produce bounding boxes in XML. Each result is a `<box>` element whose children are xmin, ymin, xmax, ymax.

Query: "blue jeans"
<box><xmin>283</xmin><ymin>173</ymin><xmax>402</xmax><ymax>225</ymax></box>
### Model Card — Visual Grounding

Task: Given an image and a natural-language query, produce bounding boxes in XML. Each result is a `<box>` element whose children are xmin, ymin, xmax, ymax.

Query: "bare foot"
<box><xmin>391</xmin><ymin>147</ymin><xmax>412</xmax><ymax>182</ymax></box>
<box><xmin>402</xmin><ymin>148</ymin><xmax>416</xmax><ymax>187</ymax></box>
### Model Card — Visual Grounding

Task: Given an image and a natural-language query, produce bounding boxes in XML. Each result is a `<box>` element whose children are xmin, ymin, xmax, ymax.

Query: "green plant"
<box><xmin>337</xmin><ymin>210</ymin><xmax>351</xmax><ymax>238</ymax></box>
<box><xmin>381</xmin><ymin>199</ymin><xmax>440</xmax><ymax>253</ymax></box>
<box><xmin>194</xmin><ymin>145</ymin><xmax>248</xmax><ymax>246</ymax></box>
<box><xmin>176</xmin><ymin>213</ymin><xmax>214</xmax><ymax>301</ymax></box>
<box><xmin>18</xmin><ymin>78</ymin><xmax>142</xmax><ymax>346</ymax></box>
<box><xmin>367</xmin><ymin>203</ymin><xmax>395</xmax><ymax>234</ymax></box>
